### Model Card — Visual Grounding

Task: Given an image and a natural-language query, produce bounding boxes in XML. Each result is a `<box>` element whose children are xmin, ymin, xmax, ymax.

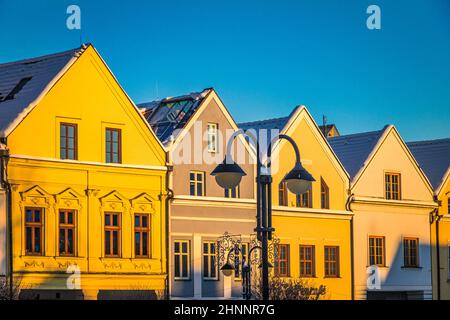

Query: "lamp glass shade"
<box><xmin>286</xmin><ymin>179</ymin><xmax>312</xmax><ymax>195</ymax></box>
<box><xmin>283</xmin><ymin>163</ymin><xmax>315</xmax><ymax>195</ymax></box>
<box><xmin>214</xmin><ymin>172</ymin><xmax>243</xmax><ymax>190</ymax></box>
<box><xmin>221</xmin><ymin>263</ymin><xmax>235</xmax><ymax>277</ymax></box>
<box><xmin>211</xmin><ymin>160</ymin><xmax>247</xmax><ymax>189</ymax></box>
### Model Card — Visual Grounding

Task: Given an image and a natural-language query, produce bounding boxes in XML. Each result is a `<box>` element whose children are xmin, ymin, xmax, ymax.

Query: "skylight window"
<box><xmin>0</xmin><ymin>77</ymin><xmax>33</xmax><ymax>102</ymax></box>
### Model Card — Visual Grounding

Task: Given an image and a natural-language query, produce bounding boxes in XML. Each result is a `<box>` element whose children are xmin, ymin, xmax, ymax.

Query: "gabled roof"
<box><xmin>238</xmin><ymin>106</ymin><xmax>349</xmax><ymax>182</ymax></box>
<box><xmin>138</xmin><ymin>89</ymin><xmax>212</xmax><ymax>146</ymax></box>
<box><xmin>0</xmin><ymin>46</ymin><xmax>86</xmax><ymax>137</ymax></box>
<box><xmin>238</xmin><ymin>109</ymin><xmax>297</xmax><ymax>149</ymax></box>
<box><xmin>328</xmin><ymin>127</ymin><xmax>387</xmax><ymax>179</ymax></box>
<box><xmin>407</xmin><ymin>138</ymin><xmax>450</xmax><ymax>193</ymax></box>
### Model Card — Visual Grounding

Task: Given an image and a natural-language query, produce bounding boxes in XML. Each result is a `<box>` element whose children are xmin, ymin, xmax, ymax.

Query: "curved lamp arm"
<box><xmin>266</xmin><ymin>134</ymin><xmax>301</xmax><ymax>169</ymax></box>
<box><xmin>225</xmin><ymin>129</ymin><xmax>260</xmax><ymax>166</ymax></box>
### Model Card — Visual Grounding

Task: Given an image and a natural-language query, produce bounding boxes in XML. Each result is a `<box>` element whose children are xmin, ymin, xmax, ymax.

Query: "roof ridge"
<box><xmin>407</xmin><ymin>137</ymin><xmax>450</xmax><ymax>145</ymax></box>
<box><xmin>137</xmin><ymin>88</ymin><xmax>212</xmax><ymax>107</ymax></box>
<box><xmin>329</xmin><ymin>127</ymin><xmax>387</xmax><ymax>140</ymax></box>
<box><xmin>238</xmin><ymin>115</ymin><xmax>290</xmax><ymax>126</ymax></box>
<box><xmin>0</xmin><ymin>45</ymin><xmax>86</xmax><ymax>68</ymax></box>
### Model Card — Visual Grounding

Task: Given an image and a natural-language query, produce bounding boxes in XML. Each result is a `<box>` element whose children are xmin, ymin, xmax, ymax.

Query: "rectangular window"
<box><xmin>225</xmin><ymin>185</ymin><xmax>240</xmax><ymax>199</ymax></box>
<box><xmin>203</xmin><ymin>241</ymin><xmax>218</xmax><ymax>280</ymax></box>
<box><xmin>385</xmin><ymin>173</ymin><xmax>401</xmax><ymax>200</ymax></box>
<box><xmin>207</xmin><ymin>123</ymin><xmax>218</xmax><ymax>153</ymax></box>
<box><xmin>234</xmin><ymin>243</ymin><xmax>249</xmax><ymax>279</ymax></box>
<box><xmin>296</xmin><ymin>189</ymin><xmax>312</xmax><ymax>208</ymax></box>
<box><xmin>324</xmin><ymin>246</ymin><xmax>340</xmax><ymax>277</ymax></box>
<box><xmin>190</xmin><ymin>171</ymin><xmax>205</xmax><ymax>196</ymax></box>
<box><xmin>279</xmin><ymin>182</ymin><xmax>288</xmax><ymax>206</ymax></box>
<box><xmin>25</xmin><ymin>208</ymin><xmax>43</xmax><ymax>256</ymax></box>
<box><xmin>403</xmin><ymin>238</ymin><xmax>419</xmax><ymax>267</ymax></box>
<box><xmin>105</xmin><ymin>128</ymin><xmax>122</xmax><ymax>164</ymax></box>
<box><xmin>369</xmin><ymin>236</ymin><xmax>385</xmax><ymax>266</ymax></box>
<box><xmin>60</xmin><ymin>123</ymin><xmax>78</xmax><ymax>160</ymax></box>
<box><xmin>299</xmin><ymin>245</ymin><xmax>315</xmax><ymax>277</ymax></box>
<box><xmin>135</xmin><ymin>214</ymin><xmax>150</xmax><ymax>258</ymax></box>
<box><xmin>174</xmin><ymin>240</ymin><xmax>190</xmax><ymax>280</ymax></box>
<box><xmin>321</xmin><ymin>178</ymin><xmax>330</xmax><ymax>209</ymax></box>
<box><xmin>274</xmin><ymin>244</ymin><xmax>290</xmax><ymax>277</ymax></box>
<box><xmin>104</xmin><ymin>213</ymin><xmax>121</xmax><ymax>257</ymax></box>
<box><xmin>59</xmin><ymin>210</ymin><xmax>76</xmax><ymax>256</ymax></box>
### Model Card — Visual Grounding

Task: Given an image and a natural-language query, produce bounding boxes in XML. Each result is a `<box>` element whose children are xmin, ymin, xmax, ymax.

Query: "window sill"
<box><xmin>203</xmin><ymin>278</ymin><xmax>219</xmax><ymax>282</ymax></box>
<box><xmin>324</xmin><ymin>276</ymin><xmax>341</xmax><ymax>279</ymax></box>
<box><xmin>174</xmin><ymin>278</ymin><xmax>191</xmax><ymax>282</ymax></box>
<box><xmin>401</xmin><ymin>266</ymin><xmax>422</xmax><ymax>270</ymax></box>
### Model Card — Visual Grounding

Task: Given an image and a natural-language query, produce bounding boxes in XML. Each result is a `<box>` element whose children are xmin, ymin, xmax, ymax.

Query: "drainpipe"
<box><xmin>164</xmin><ymin>150</ymin><xmax>174</xmax><ymax>300</ymax></box>
<box><xmin>345</xmin><ymin>191</ymin><xmax>355</xmax><ymax>300</ymax></box>
<box><xmin>0</xmin><ymin>143</ymin><xmax>12</xmax><ymax>299</ymax></box>
<box><xmin>430</xmin><ymin>204</ymin><xmax>441</xmax><ymax>300</ymax></box>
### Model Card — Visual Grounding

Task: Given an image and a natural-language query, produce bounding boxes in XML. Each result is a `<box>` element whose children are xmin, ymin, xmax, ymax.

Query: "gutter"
<box><xmin>0</xmin><ymin>142</ymin><xmax>12</xmax><ymax>299</ymax></box>
<box><xmin>164</xmin><ymin>151</ymin><xmax>174</xmax><ymax>300</ymax></box>
<box><xmin>346</xmin><ymin>191</ymin><xmax>355</xmax><ymax>301</ymax></box>
<box><xmin>430</xmin><ymin>204</ymin><xmax>441</xmax><ymax>300</ymax></box>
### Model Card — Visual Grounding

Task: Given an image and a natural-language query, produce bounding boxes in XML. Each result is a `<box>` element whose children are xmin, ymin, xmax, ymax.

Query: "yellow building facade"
<box><xmin>0</xmin><ymin>45</ymin><xmax>168</xmax><ymax>299</ymax></box>
<box><xmin>240</xmin><ymin>107</ymin><xmax>353</xmax><ymax>300</ymax></box>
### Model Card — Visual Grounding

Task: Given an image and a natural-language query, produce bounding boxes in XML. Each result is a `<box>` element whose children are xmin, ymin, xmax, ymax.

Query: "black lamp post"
<box><xmin>212</xmin><ymin>130</ymin><xmax>315</xmax><ymax>300</ymax></box>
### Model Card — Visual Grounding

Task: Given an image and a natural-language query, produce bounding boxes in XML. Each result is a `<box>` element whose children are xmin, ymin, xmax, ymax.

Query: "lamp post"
<box><xmin>211</xmin><ymin>130</ymin><xmax>315</xmax><ymax>300</ymax></box>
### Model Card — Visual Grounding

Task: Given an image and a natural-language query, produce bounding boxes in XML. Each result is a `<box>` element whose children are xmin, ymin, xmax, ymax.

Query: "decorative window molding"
<box><xmin>54</xmin><ymin>187</ymin><xmax>83</xmax><ymax>211</ymax></box>
<box><xmin>130</xmin><ymin>193</ymin><xmax>156</xmax><ymax>214</ymax></box>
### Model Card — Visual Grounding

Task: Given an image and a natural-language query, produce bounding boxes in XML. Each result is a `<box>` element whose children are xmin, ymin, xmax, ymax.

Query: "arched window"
<box><xmin>321</xmin><ymin>178</ymin><xmax>330</xmax><ymax>209</ymax></box>
<box><xmin>279</xmin><ymin>182</ymin><xmax>288</xmax><ymax>206</ymax></box>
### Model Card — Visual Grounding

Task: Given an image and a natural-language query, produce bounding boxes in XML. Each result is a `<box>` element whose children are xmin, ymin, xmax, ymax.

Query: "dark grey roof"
<box><xmin>137</xmin><ymin>89</ymin><xmax>212</xmax><ymax>146</ymax></box>
<box><xmin>238</xmin><ymin>107</ymin><xmax>300</xmax><ymax>150</ymax></box>
<box><xmin>328</xmin><ymin>126</ymin><xmax>388</xmax><ymax>179</ymax></box>
<box><xmin>407</xmin><ymin>138</ymin><xmax>450</xmax><ymax>190</ymax></box>
<box><xmin>0</xmin><ymin>46</ymin><xmax>84</xmax><ymax>136</ymax></box>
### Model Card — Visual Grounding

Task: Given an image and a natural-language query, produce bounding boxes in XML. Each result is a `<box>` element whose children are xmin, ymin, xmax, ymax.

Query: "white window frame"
<box><xmin>203</xmin><ymin>241</ymin><xmax>218</xmax><ymax>280</ymax></box>
<box><xmin>207</xmin><ymin>123</ymin><xmax>218</xmax><ymax>153</ymax></box>
<box><xmin>190</xmin><ymin>171</ymin><xmax>205</xmax><ymax>196</ymax></box>
<box><xmin>174</xmin><ymin>240</ymin><xmax>190</xmax><ymax>280</ymax></box>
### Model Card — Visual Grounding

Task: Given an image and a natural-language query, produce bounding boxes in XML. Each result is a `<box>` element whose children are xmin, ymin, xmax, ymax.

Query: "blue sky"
<box><xmin>0</xmin><ymin>0</ymin><xmax>449</xmax><ymax>141</ymax></box>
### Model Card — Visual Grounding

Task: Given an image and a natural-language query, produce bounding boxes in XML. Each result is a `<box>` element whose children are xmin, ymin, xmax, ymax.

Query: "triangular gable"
<box><xmin>90</xmin><ymin>46</ymin><xmax>166</xmax><ymax>155</ymax></box>
<box><xmin>436</xmin><ymin>167</ymin><xmax>450</xmax><ymax>198</ymax></box>
<box><xmin>0</xmin><ymin>47</ymin><xmax>84</xmax><ymax>137</ymax></box>
<box><xmin>0</xmin><ymin>45</ymin><xmax>166</xmax><ymax>162</ymax></box>
<box><xmin>351</xmin><ymin>125</ymin><xmax>434</xmax><ymax>194</ymax></box>
<box><xmin>167</xmin><ymin>89</ymin><xmax>256</xmax><ymax>161</ymax></box>
<box><xmin>248</xmin><ymin>106</ymin><xmax>350</xmax><ymax>183</ymax></box>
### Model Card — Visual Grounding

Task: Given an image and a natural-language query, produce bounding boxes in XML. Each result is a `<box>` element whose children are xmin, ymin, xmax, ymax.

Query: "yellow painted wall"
<box><xmin>273</xmin><ymin>211</ymin><xmax>352</xmax><ymax>300</ymax></box>
<box><xmin>5</xmin><ymin>45</ymin><xmax>167</xmax><ymax>298</ymax></box>
<box><xmin>271</xmin><ymin>108</ymin><xmax>352</xmax><ymax>300</ymax></box>
<box><xmin>270</xmin><ymin>110</ymin><xmax>348</xmax><ymax>210</ymax></box>
<box><xmin>0</xmin><ymin>189</ymin><xmax>5</xmax><ymax>276</ymax></box>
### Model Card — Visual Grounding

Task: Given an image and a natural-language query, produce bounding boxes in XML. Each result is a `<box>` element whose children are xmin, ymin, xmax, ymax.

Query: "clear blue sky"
<box><xmin>1</xmin><ymin>0</ymin><xmax>449</xmax><ymax>141</ymax></box>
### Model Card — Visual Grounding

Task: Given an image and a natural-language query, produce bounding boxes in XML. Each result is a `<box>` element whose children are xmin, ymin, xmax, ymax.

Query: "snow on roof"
<box><xmin>328</xmin><ymin>127</ymin><xmax>388</xmax><ymax>179</ymax></box>
<box><xmin>407</xmin><ymin>138</ymin><xmax>450</xmax><ymax>191</ymax></box>
<box><xmin>137</xmin><ymin>88</ymin><xmax>212</xmax><ymax>146</ymax></box>
<box><xmin>0</xmin><ymin>46</ymin><xmax>85</xmax><ymax>137</ymax></box>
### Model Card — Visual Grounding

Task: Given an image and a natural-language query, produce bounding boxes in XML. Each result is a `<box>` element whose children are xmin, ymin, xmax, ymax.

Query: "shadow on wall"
<box><xmin>367</xmin><ymin>240</ymin><xmax>432</xmax><ymax>300</ymax></box>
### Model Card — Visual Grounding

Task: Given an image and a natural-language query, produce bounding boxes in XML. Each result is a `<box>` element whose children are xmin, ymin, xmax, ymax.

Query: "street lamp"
<box><xmin>220</xmin><ymin>244</ymin><xmax>265</xmax><ymax>300</ymax></box>
<box><xmin>212</xmin><ymin>130</ymin><xmax>315</xmax><ymax>300</ymax></box>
